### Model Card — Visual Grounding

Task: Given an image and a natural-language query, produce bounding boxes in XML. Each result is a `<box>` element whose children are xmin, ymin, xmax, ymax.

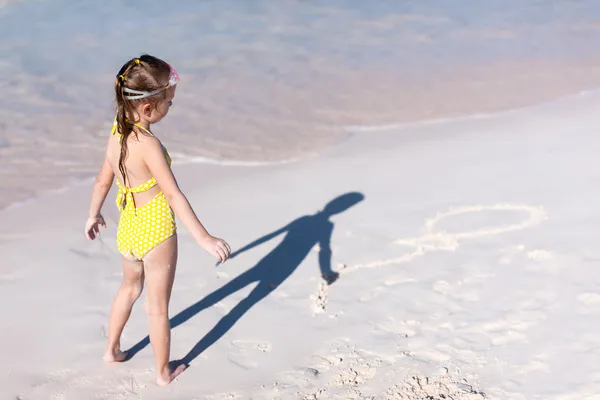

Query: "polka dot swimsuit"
<box><xmin>111</xmin><ymin>120</ymin><xmax>177</xmax><ymax>260</ymax></box>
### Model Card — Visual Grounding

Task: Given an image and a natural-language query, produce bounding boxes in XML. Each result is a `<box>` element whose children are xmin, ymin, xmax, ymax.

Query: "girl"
<box><xmin>84</xmin><ymin>54</ymin><xmax>231</xmax><ymax>386</ymax></box>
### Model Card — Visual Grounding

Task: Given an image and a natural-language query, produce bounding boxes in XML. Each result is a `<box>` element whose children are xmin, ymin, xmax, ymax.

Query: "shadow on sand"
<box><xmin>126</xmin><ymin>191</ymin><xmax>365</xmax><ymax>367</ymax></box>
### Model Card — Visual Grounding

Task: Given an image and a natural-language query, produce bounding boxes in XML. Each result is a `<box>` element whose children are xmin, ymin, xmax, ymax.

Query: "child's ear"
<box><xmin>142</xmin><ymin>103</ymin><xmax>152</xmax><ymax>117</ymax></box>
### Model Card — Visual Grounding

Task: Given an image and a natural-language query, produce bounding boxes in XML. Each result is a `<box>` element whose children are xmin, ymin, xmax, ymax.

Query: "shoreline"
<box><xmin>3</xmin><ymin>74</ymin><xmax>600</xmax><ymax>213</ymax></box>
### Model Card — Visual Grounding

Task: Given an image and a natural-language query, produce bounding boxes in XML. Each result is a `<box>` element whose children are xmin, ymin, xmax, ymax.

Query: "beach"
<box><xmin>3</xmin><ymin>1</ymin><xmax>600</xmax><ymax>399</ymax></box>
<box><xmin>3</xmin><ymin>90</ymin><xmax>600</xmax><ymax>398</ymax></box>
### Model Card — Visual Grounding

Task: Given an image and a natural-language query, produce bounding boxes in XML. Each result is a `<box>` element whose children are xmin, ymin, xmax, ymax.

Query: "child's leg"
<box><xmin>104</xmin><ymin>256</ymin><xmax>145</xmax><ymax>362</ymax></box>
<box><xmin>142</xmin><ymin>234</ymin><xmax>185</xmax><ymax>386</ymax></box>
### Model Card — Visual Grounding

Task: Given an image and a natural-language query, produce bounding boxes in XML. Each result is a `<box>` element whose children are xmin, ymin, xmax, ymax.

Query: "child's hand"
<box><xmin>200</xmin><ymin>235</ymin><xmax>231</xmax><ymax>263</ymax></box>
<box><xmin>85</xmin><ymin>214</ymin><xmax>107</xmax><ymax>240</ymax></box>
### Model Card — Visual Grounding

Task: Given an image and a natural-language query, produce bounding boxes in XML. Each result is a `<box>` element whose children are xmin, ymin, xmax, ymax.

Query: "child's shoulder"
<box><xmin>135</xmin><ymin>130</ymin><xmax>163</xmax><ymax>148</ymax></box>
<box><xmin>137</xmin><ymin>132</ymin><xmax>170</xmax><ymax>164</ymax></box>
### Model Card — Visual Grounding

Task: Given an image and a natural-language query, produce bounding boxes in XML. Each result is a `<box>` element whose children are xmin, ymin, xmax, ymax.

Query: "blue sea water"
<box><xmin>1</xmin><ymin>0</ymin><xmax>600</xmax><ymax>209</ymax></box>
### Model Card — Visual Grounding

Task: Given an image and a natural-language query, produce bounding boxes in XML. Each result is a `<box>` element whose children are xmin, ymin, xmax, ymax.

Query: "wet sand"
<box><xmin>3</xmin><ymin>56</ymin><xmax>600</xmax><ymax>210</ymax></box>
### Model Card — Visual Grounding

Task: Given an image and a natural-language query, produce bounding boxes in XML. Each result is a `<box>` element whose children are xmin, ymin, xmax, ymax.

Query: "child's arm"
<box><xmin>88</xmin><ymin>155</ymin><xmax>114</xmax><ymax>218</ymax></box>
<box><xmin>143</xmin><ymin>137</ymin><xmax>231</xmax><ymax>262</ymax></box>
<box><xmin>85</xmin><ymin>154</ymin><xmax>114</xmax><ymax>240</ymax></box>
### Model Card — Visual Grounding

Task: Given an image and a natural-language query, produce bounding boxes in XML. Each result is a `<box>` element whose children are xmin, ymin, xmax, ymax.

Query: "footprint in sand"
<box><xmin>227</xmin><ymin>339</ymin><xmax>272</xmax><ymax>370</ymax></box>
<box><xmin>76</xmin><ymin>306</ymin><xmax>110</xmax><ymax>338</ymax></box>
<box><xmin>18</xmin><ymin>369</ymin><xmax>152</xmax><ymax>400</ymax></box>
<box><xmin>15</xmin><ymin>371</ymin><xmax>70</xmax><ymax>400</ymax></box>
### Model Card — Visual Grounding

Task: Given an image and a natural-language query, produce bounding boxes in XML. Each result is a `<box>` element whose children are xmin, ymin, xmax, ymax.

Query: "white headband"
<box><xmin>122</xmin><ymin>63</ymin><xmax>180</xmax><ymax>100</ymax></box>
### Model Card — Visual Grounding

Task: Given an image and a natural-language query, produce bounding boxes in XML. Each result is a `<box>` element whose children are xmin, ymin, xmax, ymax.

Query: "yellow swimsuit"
<box><xmin>110</xmin><ymin>121</ymin><xmax>177</xmax><ymax>260</ymax></box>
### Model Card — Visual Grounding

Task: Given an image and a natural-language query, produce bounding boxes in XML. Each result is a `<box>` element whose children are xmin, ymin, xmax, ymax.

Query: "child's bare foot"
<box><xmin>103</xmin><ymin>349</ymin><xmax>127</xmax><ymax>363</ymax></box>
<box><xmin>157</xmin><ymin>364</ymin><xmax>186</xmax><ymax>386</ymax></box>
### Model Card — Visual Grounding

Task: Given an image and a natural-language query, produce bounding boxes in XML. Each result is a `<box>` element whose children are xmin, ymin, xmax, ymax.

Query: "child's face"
<box><xmin>139</xmin><ymin>86</ymin><xmax>176</xmax><ymax>124</ymax></box>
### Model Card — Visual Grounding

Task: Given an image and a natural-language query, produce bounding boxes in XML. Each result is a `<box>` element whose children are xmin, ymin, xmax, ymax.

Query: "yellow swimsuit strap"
<box><xmin>111</xmin><ymin>117</ymin><xmax>171</xmax><ymax>164</ymax></box>
<box><xmin>115</xmin><ymin>177</ymin><xmax>159</xmax><ymax>213</ymax></box>
<box><xmin>110</xmin><ymin>117</ymin><xmax>155</xmax><ymax>141</ymax></box>
<box><xmin>110</xmin><ymin>117</ymin><xmax>172</xmax><ymax>212</ymax></box>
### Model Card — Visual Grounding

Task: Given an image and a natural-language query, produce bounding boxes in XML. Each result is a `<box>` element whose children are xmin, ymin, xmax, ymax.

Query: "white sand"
<box><xmin>3</xmin><ymin>89</ymin><xmax>600</xmax><ymax>399</ymax></box>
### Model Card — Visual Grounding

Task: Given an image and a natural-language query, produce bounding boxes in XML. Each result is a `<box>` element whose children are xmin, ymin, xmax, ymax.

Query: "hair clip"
<box><xmin>118</xmin><ymin>75</ymin><xmax>126</xmax><ymax>81</ymax></box>
<box><xmin>134</xmin><ymin>59</ymin><xmax>140</xmax><ymax>65</ymax></box>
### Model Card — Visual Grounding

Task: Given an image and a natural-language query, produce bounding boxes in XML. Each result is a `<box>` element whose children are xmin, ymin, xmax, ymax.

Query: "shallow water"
<box><xmin>2</xmin><ymin>0</ymin><xmax>600</xmax><ymax>209</ymax></box>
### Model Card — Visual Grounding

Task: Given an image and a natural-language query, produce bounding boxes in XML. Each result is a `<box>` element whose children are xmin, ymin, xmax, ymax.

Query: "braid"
<box><xmin>114</xmin><ymin>59</ymin><xmax>139</xmax><ymax>188</ymax></box>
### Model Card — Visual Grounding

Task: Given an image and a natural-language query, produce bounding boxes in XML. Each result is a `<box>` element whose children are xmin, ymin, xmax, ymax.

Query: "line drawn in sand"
<box><xmin>312</xmin><ymin>203</ymin><xmax>547</xmax><ymax>314</ymax></box>
<box><xmin>339</xmin><ymin>203</ymin><xmax>548</xmax><ymax>274</ymax></box>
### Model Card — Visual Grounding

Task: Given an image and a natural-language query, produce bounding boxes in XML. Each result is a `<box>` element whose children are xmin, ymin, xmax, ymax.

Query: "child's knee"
<box><xmin>144</xmin><ymin>296</ymin><xmax>168</xmax><ymax>316</ymax></box>
<box><xmin>122</xmin><ymin>281</ymin><xmax>143</xmax><ymax>300</ymax></box>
